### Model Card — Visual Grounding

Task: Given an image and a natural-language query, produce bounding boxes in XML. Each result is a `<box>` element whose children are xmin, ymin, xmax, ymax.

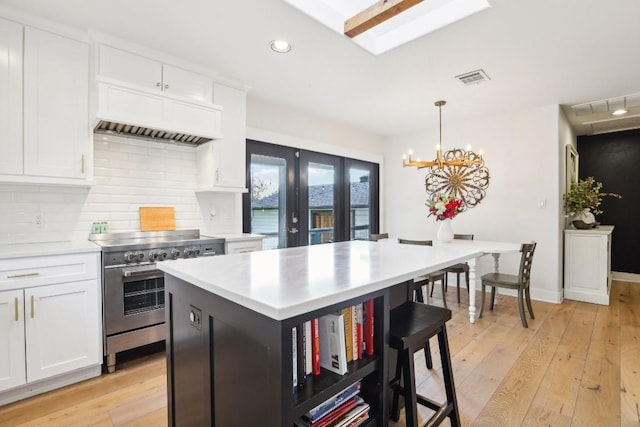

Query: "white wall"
<box><xmin>247</xmin><ymin>96</ymin><xmax>385</xmax><ymax>162</ymax></box>
<box><xmin>383</xmin><ymin>104</ymin><xmax>563</xmax><ymax>303</ymax></box>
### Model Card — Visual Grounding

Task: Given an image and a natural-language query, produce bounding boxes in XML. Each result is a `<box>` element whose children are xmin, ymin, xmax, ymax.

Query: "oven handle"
<box><xmin>121</xmin><ymin>265</ymin><xmax>163</xmax><ymax>279</ymax></box>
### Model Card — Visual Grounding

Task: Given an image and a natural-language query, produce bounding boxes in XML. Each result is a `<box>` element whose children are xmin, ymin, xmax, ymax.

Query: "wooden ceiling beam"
<box><xmin>344</xmin><ymin>0</ymin><xmax>424</xmax><ymax>38</ymax></box>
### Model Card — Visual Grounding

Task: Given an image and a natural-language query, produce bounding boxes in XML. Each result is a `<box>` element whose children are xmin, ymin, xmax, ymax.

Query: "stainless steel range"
<box><xmin>90</xmin><ymin>229</ymin><xmax>224</xmax><ymax>373</ymax></box>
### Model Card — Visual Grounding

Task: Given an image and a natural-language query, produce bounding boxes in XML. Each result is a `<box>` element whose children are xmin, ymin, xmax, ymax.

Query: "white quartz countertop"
<box><xmin>0</xmin><ymin>240</ymin><xmax>101</xmax><ymax>259</ymax></box>
<box><xmin>158</xmin><ymin>240</ymin><xmax>484</xmax><ymax>320</ymax></box>
<box><xmin>204</xmin><ymin>233</ymin><xmax>266</xmax><ymax>242</ymax></box>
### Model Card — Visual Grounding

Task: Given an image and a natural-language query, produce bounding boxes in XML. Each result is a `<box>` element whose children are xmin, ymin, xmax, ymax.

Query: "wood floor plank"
<box><xmin>472</xmin><ymin>331</ymin><xmax>561</xmax><ymax>426</ymax></box>
<box><xmin>619</xmin><ymin>281</ymin><xmax>640</xmax><ymax>426</ymax></box>
<box><xmin>572</xmin><ymin>356</ymin><xmax>621</xmax><ymax>426</ymax></box>
<box><xmin>521</xmin><ymin>403</ymin><xmax>572</xmax><ymax>427</ymax></box>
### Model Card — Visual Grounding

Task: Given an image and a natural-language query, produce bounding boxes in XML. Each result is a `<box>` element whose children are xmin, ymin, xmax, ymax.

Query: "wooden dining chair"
<box><xmin>479</xmin><ymin>242</ymin><xmax>537</xmax><ymax>328</ymax></box>
<box><xmin>444</xmin><ymin>234</ymin><xmax>474</xmax><ymax>303</ymax></box>
<box><xmin>369</xmin><ymin>233</ymin><xmax>389</xmax><ymax>241</ymax></box>
<box><xmin>397</xmin><ymin>239</ymin><xmax>447</xmax><ymax>309</ymax></box>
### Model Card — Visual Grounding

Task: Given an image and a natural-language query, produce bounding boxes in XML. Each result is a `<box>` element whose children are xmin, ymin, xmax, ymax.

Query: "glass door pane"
<box><xmin>244</xmin><ymin>141</ymin><xmax>297</xmax><ymax>249</ymax></box>
<box><xmin>299</xmin><ymin>151</ymin><xmax>342</xmax><ymax>246</ymax></box>
<box><xmin>308</xmin><ymin>162</ymin><xmax>335</xmax><ymax>245</ymax></box>
<box><xmin>346</xmin><ymin>159</ymin><xmax>379</xmax><ymax>241</ymax></box>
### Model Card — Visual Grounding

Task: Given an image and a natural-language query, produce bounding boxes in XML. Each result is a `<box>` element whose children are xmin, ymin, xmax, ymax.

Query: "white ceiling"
<box><xmin>2</xmin><ymin>0</ymin><xmax>640</xmax><ymax>138</ymax></box>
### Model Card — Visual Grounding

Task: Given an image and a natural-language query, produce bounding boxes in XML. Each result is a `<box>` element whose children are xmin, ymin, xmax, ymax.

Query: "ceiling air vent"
<box><xmin>455</xmin><ymin>69</ymin><xmax>490</xmax><ymax>85</ymax></box>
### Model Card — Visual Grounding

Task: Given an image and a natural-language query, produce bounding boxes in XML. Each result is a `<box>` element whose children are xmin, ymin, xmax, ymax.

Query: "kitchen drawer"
<box><xmin>225</xmin><ymin>240</ymin><xmax>263</xmax><ymax>254</ymax></box>
<box><xmin>0</xmin><ymin>253</ymin><xmax>99</xmax><ymax>291</ymax></box>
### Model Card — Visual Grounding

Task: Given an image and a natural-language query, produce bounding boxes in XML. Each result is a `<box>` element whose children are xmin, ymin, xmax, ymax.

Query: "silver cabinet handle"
<box><xmin>7</xmin><ymin>272</ymin><xmax>40</xmax><ymax>279</ymax></box>
<box><xmin>30</xmin><ymin>295</ymin><xmax>34</xmax><ymax>319</ymax></box>
<box><xmin>14</xmin><ymin>297</ymin><xmax>19</xmax><ymax>321</ymax></box>
<box><xmin>156</xmin><ymin>82</ymin><xmax>162</xmax><ymax>87</ymax></box>
<box><xmin>163</xmin><ymin>84</ymin><xmax>169</xmax><ymax>89</ymax></box>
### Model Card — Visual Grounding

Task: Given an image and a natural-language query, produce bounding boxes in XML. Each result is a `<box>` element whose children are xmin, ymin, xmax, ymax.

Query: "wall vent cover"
<box><xmin>455</xmin><ymin>69</ymin><xmax>490</xmax><ymax>85</ymax></box>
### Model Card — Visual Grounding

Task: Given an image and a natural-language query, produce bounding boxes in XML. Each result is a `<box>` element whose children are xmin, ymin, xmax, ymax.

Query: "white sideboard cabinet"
<box><xmin>564</xmin><ymin>226</ymin><xmax>614</xmax><ymax>305</ymax></box>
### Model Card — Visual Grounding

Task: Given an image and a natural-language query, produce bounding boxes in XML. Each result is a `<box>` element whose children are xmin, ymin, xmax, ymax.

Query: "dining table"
<box><xmin>435</xmin><ymin>239</ymin><xmax>522</xmax><ymax>323</ymax></box>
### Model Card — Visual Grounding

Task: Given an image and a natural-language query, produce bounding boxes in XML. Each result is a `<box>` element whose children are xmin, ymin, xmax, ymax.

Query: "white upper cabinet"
<box><xmin>23</xmin><ymin>27</ymin><xmax>90</xmax><ymax>180</ymax></box>
<box><xmin>0</xmin><ymin>18</ymin><xmax>23</xmax><ymax>175</ymax></box>
<box><xmin>196</xmin><ymin>83</ymin><xmax>247</xmax><ymax>192</ymax></box>
<box><xmin>99</xmin><ymin>45</ymin><xmax>213</xmax><ymax>103</ymax></box>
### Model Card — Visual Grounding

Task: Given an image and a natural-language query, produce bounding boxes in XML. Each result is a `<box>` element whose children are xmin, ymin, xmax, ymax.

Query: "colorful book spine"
<box><xmin>319</xmin><ymin>312</ymin><xmax>348</xmax><ymax>375</ymax></box>
<box><xmin>312</xmin><ymin>318</ymin><xmax>320</xmax><ymax>375</ymax></box>
<box><xmin>363</xmin><ymin>299</ymin><xmax>374</xmax><ymax>356</ymax></box>
<box><xmin>351</xmin><ymin>306</ymin><xmax>358</xmax><ymax>361</ymax></box>
<box><xmin>342</xmin><ymin>307</ymin><xmax>353</xmax><ymax>362</ymax></box>
<box><xmin>305</xmin><ymin>320</ymin><xmax>313</xmax><ymax>376</ymax></box>
<box><xmin>292</xmin><ymin>327</ymin><xmax>298</xmax><ymax>391</ymax></box>
<box><xmin>355</xmin><ymin>304</ymin><xmax>363</xmax><ymax>359</ymax></box>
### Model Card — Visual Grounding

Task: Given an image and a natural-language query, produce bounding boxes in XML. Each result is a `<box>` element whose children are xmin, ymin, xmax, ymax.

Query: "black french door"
<box><xmin>243</xmin><ymin>140</ymin><xmax>379</xmax><ymax>249</ymax></box>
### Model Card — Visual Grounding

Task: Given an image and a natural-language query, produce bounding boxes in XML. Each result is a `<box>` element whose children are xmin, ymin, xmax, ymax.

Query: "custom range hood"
<box><xmin>94</xmin><ymin>80</ymin><xmax>223</xmax><ymax>146</ymax></box>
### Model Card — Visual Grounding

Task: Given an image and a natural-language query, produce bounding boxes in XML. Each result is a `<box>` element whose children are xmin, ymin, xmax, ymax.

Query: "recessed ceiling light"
<box><xmin>270</xmin><ymin>40</ymin><xmax>291</xmax><ymax>53</ymax></box>
<box><xmin>612</xmin><ymin>108</ymin><xmax>629</xmax><ymax>116</ymax></box>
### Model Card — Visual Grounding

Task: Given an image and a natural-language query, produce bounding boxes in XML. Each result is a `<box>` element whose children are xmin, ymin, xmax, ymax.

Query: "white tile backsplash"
<box><xmin>0</xmin><ymin>134</ymin><xmax>239</xmax><ymax>245</ymax></box>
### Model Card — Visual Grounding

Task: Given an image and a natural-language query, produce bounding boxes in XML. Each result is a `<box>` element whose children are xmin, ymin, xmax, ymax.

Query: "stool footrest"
<box><xmin>424</xmin><ymin>404</ymin><xmax>453</xmax><ymax>427</ymax></box>
<box><xmin>416</xmin><ymin>393</ymin><xmax>443</xmax><ymax>412</ymax></box>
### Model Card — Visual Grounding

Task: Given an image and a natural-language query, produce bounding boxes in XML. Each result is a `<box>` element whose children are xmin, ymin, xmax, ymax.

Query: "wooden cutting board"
<box><xmin>139</xmin><ymin>207</ymin><xmax>176</xmax><ymax>231</ymax></box>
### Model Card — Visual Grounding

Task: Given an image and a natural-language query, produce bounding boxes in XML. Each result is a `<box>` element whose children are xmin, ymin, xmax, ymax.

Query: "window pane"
<box><xmin>350</xmin><ymin>168</ymin><xmax>370</xmax><ymax>240</ymax></box>
<box><xmin>308</xmin><ymin>162</ymin><xmax>335</xmax><ymax>245</ymax></box>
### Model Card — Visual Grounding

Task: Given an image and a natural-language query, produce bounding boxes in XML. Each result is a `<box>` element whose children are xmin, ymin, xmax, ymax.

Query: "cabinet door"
<box><xmin>0</xmin><ymin>18</ymin><xmax>23</xmax><ymax>175</ymax></box>
<box><xmin>211</xmin><ymin>83</ymin><xmax>247</xmax><ymax>189</ymax></box>
<box><xmin>23</xmin><ymin>27</ymin><xmax>89</xmax><ymax>179</ymax></box>
<box><xmin>25</xmin><ymin>280</ymin><xmax>101</xmax><ymax>383</ymax></box>
<box><xmin>99</xmin><ymin>45</ymin><xmax>162</xmax><ymax>91</ymax></box>
<box><xmin>0</xmin><ymin>289</ymin><xmax>26</xmax><ymax>392</ymax></box>
<box><xmin>163</xmin><ymin>64</ymin><xmax>213</xmax><ymax>102</ymax></box>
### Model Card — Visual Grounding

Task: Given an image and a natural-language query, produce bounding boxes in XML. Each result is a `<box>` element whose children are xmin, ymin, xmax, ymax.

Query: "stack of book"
<box><xmin>294</xmin><ymin>381</ymin><xmax>370</xmax><ymax>427</ymax></box>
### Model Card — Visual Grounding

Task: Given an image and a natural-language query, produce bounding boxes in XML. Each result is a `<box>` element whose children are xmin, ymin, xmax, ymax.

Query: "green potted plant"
<box><xmin>563</xmin><ymin>176</ymin><xmax>621</xmax><ymax>229</ymax></box>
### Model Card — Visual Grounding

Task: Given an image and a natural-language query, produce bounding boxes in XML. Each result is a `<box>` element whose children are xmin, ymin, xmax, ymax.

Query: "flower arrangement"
<box><xmin>426</xmin><ymin>193</ymin><xmax>464</xmax><ymax>221</ymax></box>
<box><xmin>564</xmin><ymin>176</ymin><xmax>621</xmax><ymax>216</ymax></box>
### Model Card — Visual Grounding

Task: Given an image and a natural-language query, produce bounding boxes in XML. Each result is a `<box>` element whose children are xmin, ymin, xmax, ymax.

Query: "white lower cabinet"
<box><xmin>0</xmin><ymin>289</ymin><xmax>26</xmax><ymax>391</ymax></box>
<box><xmin>0</xmin><ymin>252</ymin><xmax>102</xmax><ymax>401</ymax></box>
<box><xmin>25</xmin><ymin>280</ymin><xmax>101</xmax><ymax>383</ymax></box>
<box><xmin>564</xmin><ymin>226</ymin><xmax>614</xmax><ymax>305</ymax></box>
<box><xmin>226</xmin><ymin>238</ymin><xmax>264</xmax><ymax>254</ymax></box>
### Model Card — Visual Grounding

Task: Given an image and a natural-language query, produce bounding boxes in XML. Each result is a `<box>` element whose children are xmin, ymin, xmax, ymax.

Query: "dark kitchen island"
<box><xmin>158</xmin><ymin>240</ymin><xmax>481</xmax><ymax>426</ymax></box>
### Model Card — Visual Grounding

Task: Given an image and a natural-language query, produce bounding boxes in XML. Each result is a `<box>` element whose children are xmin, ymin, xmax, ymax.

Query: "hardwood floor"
<box><xmin>1</xmin><ymin>281</ymin><xmax>638</xmax><ymax>426</ymax></box>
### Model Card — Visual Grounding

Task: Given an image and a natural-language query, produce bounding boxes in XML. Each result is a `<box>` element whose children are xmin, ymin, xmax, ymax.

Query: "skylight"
<box><xmin>283</xmin><ymin>0</ymin><xmax>491</xmax><ymax>55</ymax></box>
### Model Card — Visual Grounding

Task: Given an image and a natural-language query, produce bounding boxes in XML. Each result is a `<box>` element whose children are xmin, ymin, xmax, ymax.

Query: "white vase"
<box><xmin>437</xmin><ymin>219</ymin><xmax>454</xmax><ymax>243</ymax></box>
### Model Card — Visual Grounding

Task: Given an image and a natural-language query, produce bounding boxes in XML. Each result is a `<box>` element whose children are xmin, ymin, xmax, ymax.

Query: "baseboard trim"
<box><xmin>612</xmin><ymin>271</ymin><xmax>640</xmax><ymax>283</ymax></box>
<box><xmin>0</xmin><ymin>364</ymin><xmax>102</xmax><ymax>406</ymax></box>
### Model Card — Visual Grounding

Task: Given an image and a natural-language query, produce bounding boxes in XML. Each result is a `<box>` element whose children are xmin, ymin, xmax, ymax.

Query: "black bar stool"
<box><xmin>389</xmin><ymin>301</ymin><xmax>461</xmax><ymax>427</ymax></box>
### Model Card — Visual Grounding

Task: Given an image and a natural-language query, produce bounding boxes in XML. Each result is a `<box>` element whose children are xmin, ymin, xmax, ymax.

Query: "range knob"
<box><xmin>148</xmin><ymin>250</ymin><xmax>158</xmax><ymax>261</ymax></box>
<box><xmin>192</xmin><ymin>247</ymin><xmax>201</xmax><ymax>256</ymax></box>
<box><xmin>157</xmin><ymin>250</ymin><xmax>167</xmax><ymax>261</ymax></box>
<box><xmin>123</xmin><ymin>251</ymin><xmax>137</xmax><ymax>262</ymax></box>
<box><xmin>135</xmin><ymin>251</ymin><xmax>145</xmax><ymax>262</ymax></box>
<box><xmin>183</xmin><ymin>248</ymin><xmax>193</xmax><ymax>257</ymax></box>
<box><xmin>169</xmin><ymin>248</ymin><xmax>181</xmax><ymax>260</ymax></box>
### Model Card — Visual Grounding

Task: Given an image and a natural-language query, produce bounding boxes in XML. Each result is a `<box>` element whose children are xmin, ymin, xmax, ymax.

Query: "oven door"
<box><xmin>104</xmin><ymin>265</ymin><xmax>166</xmax><ymax>335</ymax></box>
